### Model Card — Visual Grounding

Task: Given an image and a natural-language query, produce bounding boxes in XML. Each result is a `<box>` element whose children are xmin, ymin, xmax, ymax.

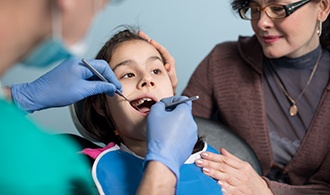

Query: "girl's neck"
<box><xmin>121</xmin><ymin>139</ymin><xmax>147</xmax><ymax>157</ymax></box>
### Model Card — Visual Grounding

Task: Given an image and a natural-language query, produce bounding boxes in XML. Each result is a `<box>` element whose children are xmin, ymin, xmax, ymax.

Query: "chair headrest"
<box><xmin>69</xmin><ymin>100</ymin><xmax>101</xmax><ymax>143</ymax></box>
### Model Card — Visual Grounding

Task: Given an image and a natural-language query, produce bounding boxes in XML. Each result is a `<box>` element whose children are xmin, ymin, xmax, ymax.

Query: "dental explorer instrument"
<box><xmin>81</xmin><ymin>59</ymin><xmax>130</xmax><ymax>102</ymax></box>
<box><xmin>165</xmin><ymin>95</ymin><xmax>199</xmax><ymax>109</ymax></box>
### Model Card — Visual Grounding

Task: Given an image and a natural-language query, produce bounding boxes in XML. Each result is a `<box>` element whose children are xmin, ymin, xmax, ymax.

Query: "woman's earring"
<box><xmin>317</xmin><ymin>20</ymin><xmax>322</xmax><ymax>37</ymax></box>
<box><xmin>114</xmin><ymin>130</ymin><xmax>119</xmax><ymax>136</ymax></box>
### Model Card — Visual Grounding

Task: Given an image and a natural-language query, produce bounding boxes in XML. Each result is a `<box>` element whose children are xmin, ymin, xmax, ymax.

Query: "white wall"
<box><xmin>1</xmin><ymin>0</ymin><xmax>253</xmax><ymax>135</ymax></box>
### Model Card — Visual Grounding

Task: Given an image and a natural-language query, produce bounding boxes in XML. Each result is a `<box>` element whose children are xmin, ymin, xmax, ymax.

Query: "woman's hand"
<box><xmin>138</xmin><ymin>31</ymin><xmax>178</xmax><ymax>93</ymax></box>
<box><xmin>195</xmin><ymin>148</ymin><xmax>273</xmax><ymax>195</ymax></box>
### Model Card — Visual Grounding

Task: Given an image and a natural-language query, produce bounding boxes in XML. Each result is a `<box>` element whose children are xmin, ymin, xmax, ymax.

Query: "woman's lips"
<box><xmin>262</xmin><ymin>35</ymin><xmax>281</xmax><ymax>44</ymax></box>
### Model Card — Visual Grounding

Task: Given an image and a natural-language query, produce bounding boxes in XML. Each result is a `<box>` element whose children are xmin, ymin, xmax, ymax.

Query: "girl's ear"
<box><xmin>93</xmin><ymin>97</ymin><xmax>106</xmax><ymax>117</ymax></box>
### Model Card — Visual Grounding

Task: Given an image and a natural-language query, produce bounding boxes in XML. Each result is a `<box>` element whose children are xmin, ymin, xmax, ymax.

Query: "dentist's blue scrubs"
<box><xmin>0</xmin><ymin>94</ymin><xmax>95</xmax><ymax>195</ymax></box>
<box><xmin>91</xmin><ymin>143</ymin><xmax>223</xmax><ymax>195</ymax></box>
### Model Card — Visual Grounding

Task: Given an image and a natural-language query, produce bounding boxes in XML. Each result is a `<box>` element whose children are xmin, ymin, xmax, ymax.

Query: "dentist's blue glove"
<box><xmin>145</xmin><ymin>96</ymin><xmax>198</xmax><ymax>180</ymax></box>
<box><xmin>11</xmin><ymin>57</ymin><xmax>121</xmax><ymax>113</ymax></box>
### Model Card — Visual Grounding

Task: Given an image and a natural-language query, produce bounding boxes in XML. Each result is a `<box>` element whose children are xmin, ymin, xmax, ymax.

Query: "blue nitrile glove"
<box><xmin>145</xmin><ymin>96</ymin><xmax>198</xmax><ymax>180</ymax></box>
<box><xmin>11</xmin><ymin>57</ymin><xmax>121</xmax><ymax>113</ymax></box>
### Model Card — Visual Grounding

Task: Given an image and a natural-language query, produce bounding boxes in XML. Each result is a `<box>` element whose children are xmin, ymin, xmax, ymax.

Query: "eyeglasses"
<box><xmin>239</xmin><ymin>0</ymin><xmax>310</xmax><ymax>20</ymax></box>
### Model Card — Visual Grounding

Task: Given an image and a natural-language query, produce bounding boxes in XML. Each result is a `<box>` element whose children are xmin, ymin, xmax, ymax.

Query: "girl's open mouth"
<box><xmin>130</xmin><ymin>98</ymin><xmax>156</xmax><ymax>113</ymax></box>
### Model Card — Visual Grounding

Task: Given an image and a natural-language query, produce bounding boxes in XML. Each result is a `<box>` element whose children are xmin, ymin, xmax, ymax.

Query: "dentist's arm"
<box><xmin>137</xmin><ymin>96</ymin><xmax>198</xmax><ymax>194</ymax></box>
<box><xmin>10</xmin><ymin>58</ymin><xmax>121</xmax><ymax>113</ymax></box>
<box><xmin>137</xmin><ymin>161</ymin><xmax>177</xmax><ymax>195</ymax></box>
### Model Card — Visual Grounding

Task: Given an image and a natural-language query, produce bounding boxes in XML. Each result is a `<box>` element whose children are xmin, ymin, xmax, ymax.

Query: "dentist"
<box><xmin>0</xmin><ymin>0</ymin><xmax>196</xmax><ymax>194</ymax></box>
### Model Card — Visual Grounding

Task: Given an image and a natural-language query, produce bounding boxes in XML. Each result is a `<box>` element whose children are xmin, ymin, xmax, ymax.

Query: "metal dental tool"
<box><xmin>81</xmin><ymin>59</ymin><xmax>130</xmax><ymax>102</ymax></box>
<box><xmin>165</xmin><ymin>95</ymin><xmax>199</xmax><ymax>109</ymax></box>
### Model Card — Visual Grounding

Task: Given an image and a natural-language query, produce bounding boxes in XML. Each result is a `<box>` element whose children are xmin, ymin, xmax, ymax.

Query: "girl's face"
<box><xmin>251</xmin><ymin>0</ymin><xmax>327</xmax><ymax>58</ymax></box>
<box><xmin>104</xmin><ymin>40</ymin><xmax>173</xmax><ymax>151</ymax></box>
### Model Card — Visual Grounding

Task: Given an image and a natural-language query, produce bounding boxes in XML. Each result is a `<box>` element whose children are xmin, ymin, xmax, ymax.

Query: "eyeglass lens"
<box><xmin>250</xmin><ymin>5</ymin><xmax>286</xmax><ymax>19</ymax></box>
<box><xmin>239</xmin><ymin>0</ymin><xmax>310</xmax><ymax>20</ymax></box>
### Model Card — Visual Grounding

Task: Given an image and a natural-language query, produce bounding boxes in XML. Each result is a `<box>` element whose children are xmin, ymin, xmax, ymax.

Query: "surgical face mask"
<box><xmin>21</xmin><ymin>38</ymin><xmax>72</xmax><ymax>68</ymax></box>
<box><xmin>21</xmin><ymin>4</ymin><xmax>73</xmax><ymax>68</ymax></box>
<box><xmin>21</xmin><ymin>1</ymin><xmax>110</xmax><ymax>68</ymax></box>
<box><xmin>21</xmin><ymin>1</ymin><xmax>105</xmax><ymax>68</ymax></box>
<box><xmin>67</xmin><ymin>38</ymin><xmax>88</xmax><ymax>58</ymax></box>
<box><xmin>22</xmin><ymin>31</ymin><xmax>90</xmax><ymax>68</ymax></box>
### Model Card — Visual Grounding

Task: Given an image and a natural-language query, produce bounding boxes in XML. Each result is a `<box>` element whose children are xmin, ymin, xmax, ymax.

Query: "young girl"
<box><xmin>77</xmin><ymin>28</ymin><xmax>222</xmax><ymax>194</ymax></box>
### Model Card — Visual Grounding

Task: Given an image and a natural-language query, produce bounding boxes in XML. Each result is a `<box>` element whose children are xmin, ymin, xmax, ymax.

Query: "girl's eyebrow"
<box><xmin>148</xmin><ymin>56</ymin><xmax>164</xmax><ymax>64</ymax></box>
<box><xmin>112</xmin><ymin>60</ymin><xmax>134</xmax><ymax>71</ymax></box>
<box><xmin>112</xmin><ymin>56</ymin><xmax>163</xmax><ymax>71</ymax></box>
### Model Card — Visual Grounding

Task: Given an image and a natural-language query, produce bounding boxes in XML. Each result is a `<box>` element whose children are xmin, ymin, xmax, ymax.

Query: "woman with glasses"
<box><xmin>181</xmin><ymin>0</ymin><xmax>330</xmax><ymax>194</ymax></box>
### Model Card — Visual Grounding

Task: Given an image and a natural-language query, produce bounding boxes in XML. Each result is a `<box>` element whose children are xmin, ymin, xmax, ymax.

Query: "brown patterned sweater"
<box><xmin>182</xmin><ymin>35</ymin><xmax>330</xmax><ymax>194</ymax></box>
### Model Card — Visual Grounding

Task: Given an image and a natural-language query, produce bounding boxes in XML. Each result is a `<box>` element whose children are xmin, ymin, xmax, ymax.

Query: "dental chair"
<box><xmin>194</xmin><ymin>117</ymin><xmax>262</xmax><ymax>175</ymax></box>
<box><xmin>66</xmin><ymin>100</ymin><xmax>262</xmax><ymax>175</ymax></box>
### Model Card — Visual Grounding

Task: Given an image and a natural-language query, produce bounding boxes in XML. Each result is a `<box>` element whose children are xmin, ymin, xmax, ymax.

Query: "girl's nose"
<box><xmin>138</xmin><ymin>74</ymin><xmax>155</xmax><ymax>89</ymax></box>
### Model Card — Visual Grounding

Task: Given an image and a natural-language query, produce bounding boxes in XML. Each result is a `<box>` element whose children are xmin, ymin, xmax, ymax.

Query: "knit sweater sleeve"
<box><xmin>263</xmin><ymin>175</ymin><xmax>330</xmax><ymax>194</ymax></box>
<box><xmin>182</xmin><ymin>44</ymin><xmax>221</xmax><ymax>119</ymax></box>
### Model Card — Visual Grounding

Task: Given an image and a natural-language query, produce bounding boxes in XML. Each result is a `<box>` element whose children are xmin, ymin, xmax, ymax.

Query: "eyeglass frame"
<box><xmin>238</xmin><ymin>0</ymin><xmax>311</xmax><ymax>20</ymax></box>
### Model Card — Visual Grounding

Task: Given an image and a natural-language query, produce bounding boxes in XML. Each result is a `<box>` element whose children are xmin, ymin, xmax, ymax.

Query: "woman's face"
<box><xmin>105</xmin><ymin>40</ymin><xmax>173</xmax><ymax>148</ymax></box>
<box><xmin>250</xmin><ymin>0</ymin><xmax>323</xmax><ymax>58</ymax></box>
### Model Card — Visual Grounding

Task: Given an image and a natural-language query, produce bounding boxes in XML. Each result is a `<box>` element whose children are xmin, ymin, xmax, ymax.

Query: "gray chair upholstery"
<box><xmin>195</xmin><ymin>116</ymin><xmax>262</xmax><ymax>175</ymax></box>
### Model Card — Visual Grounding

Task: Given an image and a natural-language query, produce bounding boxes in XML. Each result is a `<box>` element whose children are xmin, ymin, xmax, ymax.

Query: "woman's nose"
<box><xmin>256</xmin><ymin>11</ymin><xmax>274</xmax><ymax>30</ymax></box>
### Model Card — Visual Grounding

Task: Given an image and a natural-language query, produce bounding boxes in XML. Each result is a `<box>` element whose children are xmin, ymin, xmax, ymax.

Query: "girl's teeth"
<box><xmin>134</xmin><ymin>98</ymin><xmax>152</xmax><ymax>107</ymax></box>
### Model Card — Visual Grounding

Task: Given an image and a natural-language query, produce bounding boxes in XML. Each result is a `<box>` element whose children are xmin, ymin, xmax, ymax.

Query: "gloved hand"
<box><xmin>145</xmin><ymin>96</ymin><xmax>198</xmax><ymax>180</ymax></box>
<box><xmin>11</xmin><ymin>57</ymin><xmax>122</xmax><ymax>113</ymax></box>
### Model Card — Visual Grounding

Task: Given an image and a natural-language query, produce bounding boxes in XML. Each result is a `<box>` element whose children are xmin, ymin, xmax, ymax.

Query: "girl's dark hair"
<box><xmin>231</xmin><ymin>0</ymin><xmax>330</xmax><ymax>51</ymax></box>
<box><xmin>95</xmin><ymin>26</ymin><xmax>146</xmax><ymax>63</ymax></box>
<box><xmin>80</xmin><ymin>26</ymin><xmax>204</xmax><ymax>153</ymax></box>
<box><xmin>81</xmin><ymin>26</ymin><xmax>147</xmax><ymax>145</ymax></box>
